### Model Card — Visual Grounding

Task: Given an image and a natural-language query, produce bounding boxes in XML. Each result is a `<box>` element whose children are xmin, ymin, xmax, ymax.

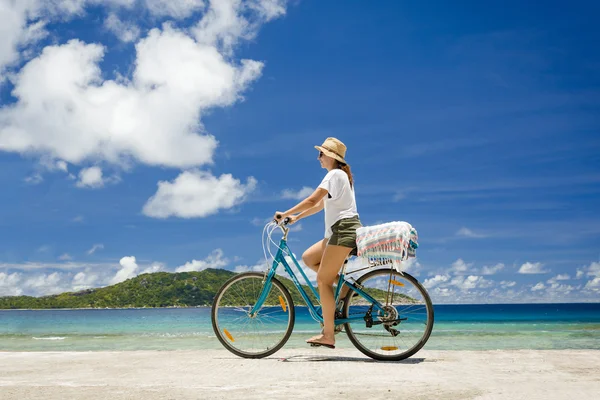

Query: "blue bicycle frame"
<box><xmin>250</xmin><ymin>236</ymin><xmax>389</xmax><ymax>326</ymax></box>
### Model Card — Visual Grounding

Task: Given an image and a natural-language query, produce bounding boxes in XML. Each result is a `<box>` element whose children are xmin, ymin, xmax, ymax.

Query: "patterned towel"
<box><xmin>356</xmin><ymin>221</ymin><xmax>418</xmax><ymax>271</ymax></box>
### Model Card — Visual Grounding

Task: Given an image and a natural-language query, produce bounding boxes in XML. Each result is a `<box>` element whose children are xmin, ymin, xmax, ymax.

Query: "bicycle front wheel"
<box><xmin>211</xmin><ymin>272</ymin><xmax>295</xmax><ymax>358</ymax></box>
<box><xmin>344</xmin><ymin>268</ymin><xmax>434</xmax><ymax>361</ymax></box>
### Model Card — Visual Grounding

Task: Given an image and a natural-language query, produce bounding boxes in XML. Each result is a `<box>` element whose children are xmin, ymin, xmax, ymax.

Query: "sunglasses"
<box><xmin>318</xmin><ymin>151</ymin><xmax>324</xmax><ymax>158</ymax></box>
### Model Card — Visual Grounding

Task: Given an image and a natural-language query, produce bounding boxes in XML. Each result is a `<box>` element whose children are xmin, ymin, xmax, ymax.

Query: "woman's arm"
<box><xmin>275</xmin><ymin>188</ymin><xmax>328</xmax><ymax>221</ymax></box>
<box><xmin>296</xmin><ymin>198</ymin><xmax>324</xmax><ymax>220</ymax></box>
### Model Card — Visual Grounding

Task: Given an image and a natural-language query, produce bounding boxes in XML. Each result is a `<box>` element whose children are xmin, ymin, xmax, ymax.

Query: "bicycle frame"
<box><xmin>250</xmin><ymin>235</ymin><xmax>389</xmax><ymax>326</ymax></box>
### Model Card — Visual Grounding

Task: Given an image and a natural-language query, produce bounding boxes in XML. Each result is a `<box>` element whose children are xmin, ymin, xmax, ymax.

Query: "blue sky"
<box><xmin>0</xmin><ymin>0</ymin><xmax>598</xmax><ymax>303</ymax></box>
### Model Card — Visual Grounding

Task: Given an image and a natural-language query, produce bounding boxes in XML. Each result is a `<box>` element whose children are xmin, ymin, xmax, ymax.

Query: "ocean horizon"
<box><xmin>1</xmin><ymin>303</ymin><xmax>599</xmax><ymax>352</ymax></box>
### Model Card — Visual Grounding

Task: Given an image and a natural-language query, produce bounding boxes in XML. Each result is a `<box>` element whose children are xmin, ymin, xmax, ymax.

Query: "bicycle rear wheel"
<box><xmin>211</xmin><ymin>272</ymin><xmax>295</xmax><ymax>358</ymax></box>
<box><xmin>343</xmin><ymin>268</ymin><xmax>434</xmax><ymax>361</ymax></box>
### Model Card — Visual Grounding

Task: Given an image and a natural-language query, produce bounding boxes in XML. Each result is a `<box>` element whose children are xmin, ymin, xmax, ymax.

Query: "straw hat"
<box><xmin>315</xmin><ymin>137</ymin><xmax>347</xmax><ymax>165</ymax></box>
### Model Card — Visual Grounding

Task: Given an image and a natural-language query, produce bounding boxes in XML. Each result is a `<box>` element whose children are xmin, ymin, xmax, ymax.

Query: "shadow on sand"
<box><xmin>275</xmin><ymin>355</ymin><xmax>428</xmax><ymax>364</ymax></box>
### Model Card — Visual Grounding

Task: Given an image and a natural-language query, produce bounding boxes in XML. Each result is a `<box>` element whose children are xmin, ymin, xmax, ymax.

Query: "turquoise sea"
<box><xmin>1</xmin><ymin>303</ymin><xmax>599</xmax><ymax>351</ymax></box>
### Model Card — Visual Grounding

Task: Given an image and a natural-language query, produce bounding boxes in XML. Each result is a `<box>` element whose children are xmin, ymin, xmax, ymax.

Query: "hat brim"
<box><xmin>315</xmin><ymin>145</ymin><xmax>347</xmax><ymax>164</ymax></box>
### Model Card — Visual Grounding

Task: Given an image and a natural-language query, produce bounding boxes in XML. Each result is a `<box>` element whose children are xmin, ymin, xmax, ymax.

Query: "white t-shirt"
<box><xmin>317</xmin><ymin>169</ymin><xmax>359</xmax><ymax>238</ymax></box>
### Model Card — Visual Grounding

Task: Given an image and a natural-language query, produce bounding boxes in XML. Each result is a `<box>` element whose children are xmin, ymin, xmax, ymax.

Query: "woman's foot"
<box><xmin>306</xmin><ymin>334</ymin><xmax>335</xmax><ymax>349</ymax></box>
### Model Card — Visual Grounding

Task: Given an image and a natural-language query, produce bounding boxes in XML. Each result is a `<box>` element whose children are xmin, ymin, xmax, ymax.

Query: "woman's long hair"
<box><xmin>337</xmin><ymin>161</ymin><xmax>354</xmax><ymax>188</ymax></box>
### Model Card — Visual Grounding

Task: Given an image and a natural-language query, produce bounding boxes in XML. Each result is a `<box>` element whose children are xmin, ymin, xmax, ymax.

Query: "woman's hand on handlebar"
<box><xmin>273</xmin><ymin>212</ymin><xmax>298</xmax><ymax>225</ymax></box>
<box><xmin>273</xmin><ymin>211</ymin><xmax>287</xmax><ymax>224</ymax></box>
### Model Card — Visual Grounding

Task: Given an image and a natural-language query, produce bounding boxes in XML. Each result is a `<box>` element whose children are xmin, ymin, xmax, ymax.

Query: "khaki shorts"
<box><xmin>328</xmin><ymin>215</ymin><xmax>362</xmax><ymax>256</ymax></box>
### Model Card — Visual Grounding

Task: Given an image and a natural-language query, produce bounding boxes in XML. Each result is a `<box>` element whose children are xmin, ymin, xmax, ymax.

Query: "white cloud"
<box><xmin>0</xmin><ymin>6</ymin><xmax>275</xmax><ymax>170</ymax></box>
<box><xmin>66</xmin><ymin>31</ymin><xmax>238</xmax><ymax>163</ymax></box>
<box><xmin>110</xmin><ymin>256</ymin><xmax>139</xmax><ymax>284</ymax></box>
<box><xmin>397</xmin><ymin>257</ymin><xmax>422</xmax><ymax>275</ymax></box>
<box><xmin>531</xmin><ymin>282</ymin><xmax>545</xmax><ymax>291</ymax></box>
<box><xmin>546</xmin><ymin>282</ymin><xmax>576</xmax><ymax>296</ymax></box>
<box><xmin>450</xmin><ymin>275</ymin><xmax>492</xmax><ymax>291</ymax></box>
<box><xmin>141</xmin><ymin>262</ymin><xmax>164</xmax><ymax>274</ymax></box>
<box><xmin>431</xmin><ymin>286</ymin><xmax>452</xmax><ymax>298</ymax></box>
<box><xmin>37</xmin><ymin>157</ymin><xmax>70</xmax><ymax>173</ymax></box>
<box><xmin>58</xmin><ymin>253</ymin><xmax>73</xmax><ymax>261</ymax></box>
<box><xmin>55</xmin><ymin>160</ymin><xmax>68</xmax><ymax>172</ymax></box>
<box><xmin>2</xmin><ymin>268</ymin><xmax>101</xmax><ymax>296</ymax></box>
<box><xmin>456</xmin><ymin>227</ymin><xmax>487</xmax><ymax>238</ymax></box>
<box><xmin>0</xmin><ymin>1</ymin><xmax>141</xmax><ymax>80</ymax></box>
<box><xmin>249</xmin><ymin>0</ymin><xmax>286</xmax><ymax>20</ymax></box>
<box><xmin>0</xmin><ymin>1</ymin><xmax>41</xmax><ymax>80</ymax></box>
<box><xmin>0</xmin><ymin>272</ymin><xmax>23</xmax><ymax>296</ymax></box>
<box><xmin>47</xmin><ymin>0</ymin><xmax>87</xmax><ymax>14</ymax></box>
<box><xmin>24</xmin><ymin>173</ymin><xmax>43</xmax><ymax>184</ymax></box>
<box><xmin>585</xmin><ymin>261</ymin><xmax>600</xmax><ymax>277</ymax></box>
<box><xmin>76</xmin><ymin>167</ymin><xmax>105</xmax><ymax>188</ymax></box>
<box><xmin>22</xmin><ymin>159</ymin><xmax>72</xmax><ymax>181</ymax></box>
<box><xmin>105</xmin><ymin>0</ymin><xmax>137</xmax><ymax>8</ymax></box>
<box><xmin>500</xmin><ymin>280</ymin><xmax>516</xmax><ymax>288</ymax></box>
<box><xmin>450</xmin><ymin>258</ymin><xmax>472</xmax><ymax>274</ymax></box>
<box><xmin>518</xmin><ymin>262</ymin><xmax>548</xmax><ymax>274</ymax></box>
<box><xmin>584</xmin><ymin>277</ymin><xmax>600</xmax><ymax>291</ymax></box>
<box><xmin>104</xmin><ymin>13</ymin><xmax>140</xmax><ymax>43</ymax></box>
<box><xmin>72</xmin><ymin>270</ymin><xmax>100</xmax><ymax>291</ymax></box>
<box><xmin>547</xmin><ymin>274</ymin><xmax>570</xmax><ymax>284</ymax></box>
<box><xmin>281</xmin><ymin>186</ymin><xmax>314</xmax><ymax>200</ymax></box>
<box><xmin>87</xmin><ymin>243</ymin><xmax>104</xmax><ymax>255</ymax></box>
<box><xmin>234</xmin><ymin>261</ymin><xmax>268</xmax><ymax>273</ymax></box>
<box><xmin>193</xmin><ymin>0</ymin><xmax>258</xmax><ymax>53</ymax></box>
<box><xmin>18</xmin><ymin>18</ymin><xmax>48</xmax><ymax>47</ymax></box>
<box><xmin>175</xmin><ymin>249</ymin><xmax>228</xmax><ymax>272</ymax></box>
<box><xmin>23</xmin><ymin>272</ymin><xmax>64</xmax><ymax>295</ymax></box>
<box><xmin>2</xmin><ymin>1</ymin><xmax>284</xmax><ymax>225</ymax></box>
<box><xmin>481</xmin><ymin>263</ymin><xmax>504</xmax><ymax>275</ymax></box>
<box><xmin>143</xmin><ymin>170</ymin><xmax>257</xmax><ymax>218</ymax></box>
<box><xmin>0</xmin><ymin>1</ymin><xmax>92</xmax><ymax>79</ymax></box>
<box><xmin>144</xmin><ymin>0</ymin><xmax>205</xmax><ymax>18</ymax></box>
<box><xmin>423</xmin><ymin>274</ymin><xmax>450</xmax><ymax>289</ymax></box>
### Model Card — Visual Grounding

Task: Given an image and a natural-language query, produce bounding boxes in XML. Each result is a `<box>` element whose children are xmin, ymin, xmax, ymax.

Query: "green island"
<box><xmin>0</xmin><ymin>269</ymin><xmax>415</xmax><ymax>309</ymax></box>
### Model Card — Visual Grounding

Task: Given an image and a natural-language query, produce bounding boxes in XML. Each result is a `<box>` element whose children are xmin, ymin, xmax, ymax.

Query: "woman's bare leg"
<box><xmin>301</xmin><ymin>238</ymin><xmax>328</xmax><ymax>273</ymax></box>
<box><xmin>307</xmin><ymin>244</ymin><xmax>352</xmax><ymax>346</ymax></box>
<box><xmin>303</xmin><ymin>239</ymin><xmax>350</xmax><ymax>297</ymax></box>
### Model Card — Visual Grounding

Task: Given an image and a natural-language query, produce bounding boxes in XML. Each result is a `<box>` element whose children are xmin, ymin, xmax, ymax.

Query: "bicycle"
<box><xmin>211</xmin><ymin>218</ymin><xmax>434</xmax><ymax>361</ymax></box>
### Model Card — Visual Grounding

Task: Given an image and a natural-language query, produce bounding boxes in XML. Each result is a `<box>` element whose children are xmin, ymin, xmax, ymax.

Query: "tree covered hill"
<box><xmin>0</xmin><ymin>269</ymin><xmax>318</xmax><ymax>309</ymax></box>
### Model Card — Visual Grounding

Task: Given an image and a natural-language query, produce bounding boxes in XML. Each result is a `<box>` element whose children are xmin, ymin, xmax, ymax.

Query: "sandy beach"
<box><xmin>1</xmin><ymin>349</ymin><xmax>598</xmax><ymax>399</ymax></box>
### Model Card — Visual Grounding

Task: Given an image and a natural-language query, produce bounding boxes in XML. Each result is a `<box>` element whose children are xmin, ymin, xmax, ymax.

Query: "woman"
<box><xmin>274</xmin><ymin>137</ymin><xmax>361</xmax><ymax>349</ymax></box>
